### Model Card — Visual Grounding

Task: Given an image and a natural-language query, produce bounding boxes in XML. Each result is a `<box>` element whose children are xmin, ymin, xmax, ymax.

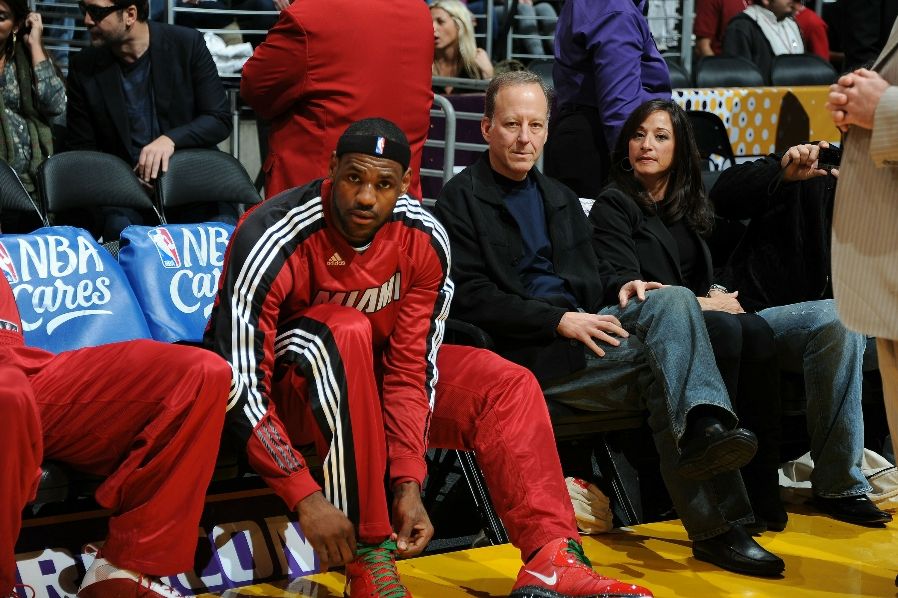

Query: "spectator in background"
<box><xmin>65</xmin><ymin>0</ymin><xmax>232</xmax><ymax>239</ymax></box>
<box><xmin>467</xmin><ymin>0</ymin><xmax>557</xmax><ymax>58</ymax></box>
<box><xmin>0</xmin><ymin>0</ymin><xmax>65</xmax><ymax>197</ymax></box>
<box><xmin>723</xmin><ymin>0</ymin><xmax>803</xmax><ymax>79</ymax></box>
<box><xmin>240</xmin><ymin>0</ymin><xmax>432</xmax><ymax>199</ymax></box>
<box><xmin>793</xmin><ymin>0</ymin><xmax>829</xmax><ymax>61</ymax></box>
<box><xmin>709</xmin><ymin>139</ymin><xmax>892</xmax><ymax>527</ymax></box>
<box><xmin>590</xmin><ymin>99</ymin><xmax>787</xmax><ymax>533</ymax></box>
<box><xmin>694</xmin><ymin>0</ymin><xmax>750</xmax><ymax>57</ymax></box>
<box><xmin>545</xmin><ymin>0</ymin><xmax>670</xmax><ymax>199</ymax></box>
<box><xmin>431</xmin><ymin>0</ymin><xmax>493</xmax><ymax>94</ymax></box>
<box><xmin>174</xmin><ymin>0</ymin><xmax>279</xmax><ymax>48</ymax></box>
<box><xmin>829</xmin><ymin>0</ymin><xmax>898</xmax><ymax>71</ymax></box>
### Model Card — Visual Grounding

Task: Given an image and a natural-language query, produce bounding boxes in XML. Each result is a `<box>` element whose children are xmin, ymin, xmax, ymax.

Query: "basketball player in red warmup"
<box><xmin>0</xmin><ymin>275</ymin><xmax>231</xmax><ymax>598</ymax></box>
<box><xmin>205</xmin><ymin>117</ymin><xmax>653</xmax><ymax>597</ymax></box>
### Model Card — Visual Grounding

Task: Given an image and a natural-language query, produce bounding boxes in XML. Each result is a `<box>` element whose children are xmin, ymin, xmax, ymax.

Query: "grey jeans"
<box><xmin>542</xmin><ymin>285</ymin><xmax>754</xmax><ymax>540</ymax></box>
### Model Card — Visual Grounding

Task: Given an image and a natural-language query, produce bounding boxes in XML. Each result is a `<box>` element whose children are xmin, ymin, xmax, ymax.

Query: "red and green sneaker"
<box><xmin>344</xmin><ymin>539</ymin><xmax>411</xmax><ymax>597</ymax></box>
<box><xmin>511</xmin><ymin>538</ymin><xmax>653</xmax><ymax>598</ymax></box>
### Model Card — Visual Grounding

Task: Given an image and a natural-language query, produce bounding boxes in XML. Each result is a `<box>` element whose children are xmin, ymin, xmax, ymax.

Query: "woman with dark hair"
<box><xmin>0</xmin><ymin>0</ymin><xmax>64</xmax><ymax>197</ymax></box>
<box><xmin>588</xmin><ymin>98</ymin><xmax>788</xmax><ymax>535</ymax></box>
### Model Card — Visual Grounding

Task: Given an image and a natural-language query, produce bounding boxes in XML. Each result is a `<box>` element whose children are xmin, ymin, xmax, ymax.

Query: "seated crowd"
<box><xmin>2</xmin><ymin>0</ymin><xmax>898</xmax><ymax>597</ymax></box>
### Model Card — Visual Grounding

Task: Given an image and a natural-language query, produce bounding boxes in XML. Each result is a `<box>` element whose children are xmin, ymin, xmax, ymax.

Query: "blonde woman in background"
<box><xmin>431</xmin><ymin>0</ymin><xmax>493</xmax><ymax>94</ymax></box>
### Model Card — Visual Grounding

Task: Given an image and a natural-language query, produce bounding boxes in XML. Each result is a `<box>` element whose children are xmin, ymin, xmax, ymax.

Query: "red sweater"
<box><xmin>695</xmin><ymin>0</ymin><xmax>750</xmax><ymax>55</ymax></box>
<box><xmin>794</xmin><ymin>5</ymin><xmax>830</xmax><ymax>61</ymax></box>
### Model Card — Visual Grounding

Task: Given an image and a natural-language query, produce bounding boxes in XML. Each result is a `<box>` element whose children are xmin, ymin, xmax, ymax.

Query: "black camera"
<box><xmin>817</xmin><ymin>145</ymin><xmax>842</xmax><ymax>171</ymax></box>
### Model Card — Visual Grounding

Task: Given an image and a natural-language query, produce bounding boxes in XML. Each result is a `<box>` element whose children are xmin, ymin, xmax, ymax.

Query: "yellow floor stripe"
<box><xmin>200</xmin><ymin>506</ymin><xmax>898</xmax><ymax>597</ymax></box>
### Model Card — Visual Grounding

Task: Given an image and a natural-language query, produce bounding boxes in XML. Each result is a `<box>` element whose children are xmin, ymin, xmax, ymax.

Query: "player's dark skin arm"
<box><xmin>296</xmin><ymin>491</ymin><xmax>357</xmax><ymax>570</ymax></box>
<box><xmin>391</xmin><ymin>480</ymin><xmax>434</xmax><ymax>557</ymax></box>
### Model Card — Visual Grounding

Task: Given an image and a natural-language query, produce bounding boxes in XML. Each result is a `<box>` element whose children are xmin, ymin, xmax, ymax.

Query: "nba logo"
<box><xmin>375</xmin><ymin>137</ymin><xmax>385</xmax><ymax>155</ymax></box>
<box><xmin>148</xmin><ymin>228</ymin><xmax>181</xmax><ymax>268</ymax></box>
<box><xmin>0</xmin><ymin>241</ymin><xmax>18</xmax><ymax>283</ymax></box>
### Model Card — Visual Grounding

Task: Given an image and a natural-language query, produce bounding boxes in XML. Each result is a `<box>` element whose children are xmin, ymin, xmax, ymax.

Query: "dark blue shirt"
<box><xmin>120</xmin><ymin>51</ymin><xmax>160</xmax><ymax>165</ymax></box>
<box><xmin>493</xmin><ymin>169</ymin><xmax>579</xmax><ymax>309</ymax></box>
<box><xmin>553</xmin><ymin>0</ymin><xmax>672</xmax><ymax>149</ymax></box>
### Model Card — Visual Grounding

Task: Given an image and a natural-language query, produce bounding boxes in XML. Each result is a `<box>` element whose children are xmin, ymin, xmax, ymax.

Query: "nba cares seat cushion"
<box><xmin>0</xmin><ymin>226</ymin><xmax>151</xmax><ymax>353</ymax></box>
<box><xmin>119</xmin><ymin>223</ymin><xmax>234</xmax><ymax>343</ymax></box>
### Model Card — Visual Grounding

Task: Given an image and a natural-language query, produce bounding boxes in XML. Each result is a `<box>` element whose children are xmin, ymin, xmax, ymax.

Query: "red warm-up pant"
<box><xmin>267</xmin><ymin>305</ymin><xmax>393</xmax><ymax>543</ymax></box>
<box><xmin>431</xmin><ymin>345</ymin><xmax>578</xmax><ymax>561</ymax></box>
<box><xmin>0</xmin><ymin>340</ymin><xmax>230</xmax><ymax>595</ymax></box>
<box><xmin>265</xmin><ymin>304</ymin><xmax>576</xmax><ymax>560</ymax></box>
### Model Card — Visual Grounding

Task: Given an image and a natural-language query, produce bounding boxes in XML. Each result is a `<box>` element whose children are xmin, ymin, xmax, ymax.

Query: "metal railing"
<box><xmin>165</xmin><ymin>0</ymin><xmax>278</xmax><ymax>38</ymax></box>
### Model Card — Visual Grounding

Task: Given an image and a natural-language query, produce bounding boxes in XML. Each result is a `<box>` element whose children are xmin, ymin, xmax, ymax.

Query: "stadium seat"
<box><xmin>38</xmin><ymin>151</ymin><xmax>161</xmax><ymax>247</ymax></box>
<box><xmin>528</xmin><ymin>58</ymin><xmax>555</xmax><ymax>90</ymax></box>
<box><xmin>0</xmin><ymin>160</ymin><xmax>47</xmax><ymax>233</ymax></box>
<box><xmin>119</xmin><ymin>222</ymin><xmax>234</xmax><ymax>343</ymax></box>
<box><xmin>687</xmin><ymin>110</ymin><xmax>736</xmax><ymax>170</ymax></box>
<box><xmin>665</xmin><ymin>56</ymin><xmax>692</xmax><ymax>88</ymax></box>
<box><xmin>694</xmin><ymin>55</ymin><xmax>765</xmax><ymax>87</ymax></box>
<box><xmin>1</xmin><ymin>226</ymin><xmax>152</xmax><ymax>353</ymax></box>
<box><xmin>770</xmin><ymin>54</ymin><xmax>838</xmax><ymax>86</ymax></box>
<box><xmin>155</xmin><ymin>149</ymin><xmax>261</xmax><ymax>224</ymax></box>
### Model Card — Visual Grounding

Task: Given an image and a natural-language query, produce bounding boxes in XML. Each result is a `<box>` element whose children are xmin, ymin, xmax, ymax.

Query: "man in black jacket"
<box><xmin>709</xmin><ymin>141</ymin><xmax>892</xmax><ymax>527</ymax></box>
<box><xmin>434</xmin><ymin>70</ymin><xmax>785</xmax><ymax>577</ymax></box>
<box><xmin>65</xmin><ymin>0</ymin><xmax>232</xmax><ymax>237</ymax></box>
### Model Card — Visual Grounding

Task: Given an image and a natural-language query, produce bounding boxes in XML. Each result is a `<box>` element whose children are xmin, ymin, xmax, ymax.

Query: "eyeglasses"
<box><xmin>77</xmin><ymin>1</ymin><xmax>126</xmax><ymax>23</ymax></box>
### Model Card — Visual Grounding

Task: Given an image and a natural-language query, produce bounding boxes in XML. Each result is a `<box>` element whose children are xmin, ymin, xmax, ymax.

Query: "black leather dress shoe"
<box><xmin>676</xmin><ymin>422</ymin><xmax>758</xmax><ymax>480</ymax></box>
<box><xmin>693</xmin><ymin>524</ymin><xmax>785</xmax><ymax>577</ymax></box>
<box><xmin>812</xmin><ymin>494</ymin><xmax>893</xmax><ymax>526</ymax></box>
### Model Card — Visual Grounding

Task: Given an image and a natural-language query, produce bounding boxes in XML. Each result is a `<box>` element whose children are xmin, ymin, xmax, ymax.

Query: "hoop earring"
<box><xmin>620</xmin><ymin>158</ymin><xmax>633</xmax><ymax>172</ymax></box>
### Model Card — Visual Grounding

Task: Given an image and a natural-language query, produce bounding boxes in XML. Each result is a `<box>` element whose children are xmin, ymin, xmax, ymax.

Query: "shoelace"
<box><xmin>355</xmin><ymin>539</ymin><xmax>406</xmax><ymax>598</ymax></box>
<box><xmin>565</xmin><ymin>539</ymin><xmax>614</xmax><ymax>581</ymax></box>
<box><xmin>565</xmin><ymin>538</ymin><xmax>592</xmax><ymax>567</ymax></box>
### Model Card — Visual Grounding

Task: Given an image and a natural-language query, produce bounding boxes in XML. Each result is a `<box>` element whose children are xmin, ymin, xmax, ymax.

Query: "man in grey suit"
<box><xmin>827</xmin><ymin>20</ymin><xmax>898</xmax><ymax>580</ymax></box>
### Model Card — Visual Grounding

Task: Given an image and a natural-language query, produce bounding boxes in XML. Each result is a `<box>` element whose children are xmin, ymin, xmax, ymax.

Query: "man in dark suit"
<box><xmin>65</xmin><ymin>0</ymin><xmax>231</xmax><ymax>236</ymax></box>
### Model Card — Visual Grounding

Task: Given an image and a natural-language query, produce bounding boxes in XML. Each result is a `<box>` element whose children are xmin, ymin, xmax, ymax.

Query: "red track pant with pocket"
<box><xmin>432</xmin><ymin>345</ymin><xmax>578</xmax><ymax>561</ymax></box>
<box><xmin>0</xmin><ymin>340</ymin><xmax>230</xmax><ymax>594</ymax></box>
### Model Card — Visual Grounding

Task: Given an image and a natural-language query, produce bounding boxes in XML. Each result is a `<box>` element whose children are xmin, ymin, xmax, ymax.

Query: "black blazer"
<box><xmin>589</xmin><ymin>184</ymin><xmax>713</xmax><ymax>295</ymax></box>
<box><xmin>709</xmin><ymin>155</ymin><xmax>835</xmax><ymax>311</ymax></box>
<box><xmin>434</xmin><ymin>153</ymin><xmax>628</xmax><ymax>382</ymax></box>
<box><xmin>64</xmin><ymin>21</ymin><xmax>231</xmax><ymax>162</ymax></box>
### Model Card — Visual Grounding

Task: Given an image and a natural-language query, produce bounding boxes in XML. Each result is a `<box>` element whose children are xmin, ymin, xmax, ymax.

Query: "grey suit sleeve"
<box><xmin>871</xmin><ymin>86</ymin><xmax>898</xmax><ymax>166</ymax></box>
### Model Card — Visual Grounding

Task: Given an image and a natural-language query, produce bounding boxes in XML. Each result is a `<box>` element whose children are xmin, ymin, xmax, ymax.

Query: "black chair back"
<box><xmin>665</xmin><ymin>57</ymin><xmax>692</xmax><ymax>88</ymax></box>
<box><xmin>156</xmin><ymin>149</ymin><xmax>260</xmax><ymax>222</ymax></box>
<box><xmin>770</xmin><ymin>53</ymin><xmax>838</xmax><ymax>86</ymax></box>
<box><xmin>38</xmin><ymin>151</ymin><xmax>159</xmax><ymax>219</ymax></box>
<box><xmin>687</xmin><ymin>110</ymin><xmax>736</xmax><ymax>170</ymax></box>
<box><xmin>695</xmin><ymin>56</ymin><xmax>765</xmax><ymax>87</ymax></box>
<box><xmin>0</xmin><ymin>161</ymin><xmax>47</xmax><ymax>229</ymax></box>
<box><xmin>528</xmin><ymin>58</ymin><xmax>555</xmax><ymax>90</ymax></box>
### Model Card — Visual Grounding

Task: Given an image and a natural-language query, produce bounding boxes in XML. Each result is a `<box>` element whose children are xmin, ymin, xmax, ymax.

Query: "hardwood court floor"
<box><xmin>201</xmin><ymin>505</ymin><xmax>898</xmax><ymax>597</ymax></box>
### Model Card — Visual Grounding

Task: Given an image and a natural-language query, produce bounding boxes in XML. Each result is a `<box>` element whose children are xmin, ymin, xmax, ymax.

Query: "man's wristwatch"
<box><xmin>707</xmin><ymin>284</ymin><xmax>728</xmax><ymax>297</ymax></box>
